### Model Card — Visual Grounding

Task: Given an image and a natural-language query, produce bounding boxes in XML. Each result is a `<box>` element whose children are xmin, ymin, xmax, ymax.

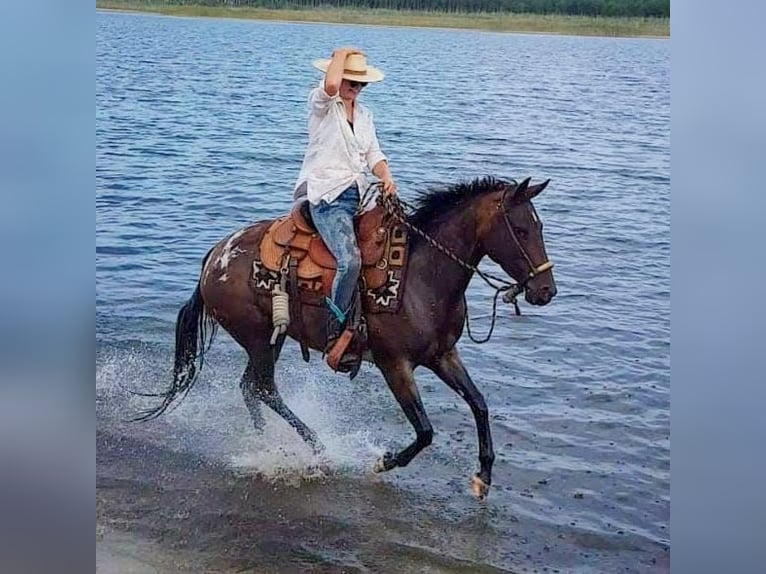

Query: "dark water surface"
<box><xmin>97</xmin><ymin>10</ymin><xmax>669</xmax><ymax>573</ymax></box>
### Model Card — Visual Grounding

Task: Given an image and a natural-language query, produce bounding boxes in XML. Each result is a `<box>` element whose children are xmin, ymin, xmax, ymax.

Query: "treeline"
<box><xmin>142</xmin><ymin>0</ymin><xmax>670</xmax><ymax>18</ymax></box>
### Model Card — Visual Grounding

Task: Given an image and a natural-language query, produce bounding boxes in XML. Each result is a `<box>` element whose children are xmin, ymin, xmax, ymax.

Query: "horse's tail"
<box><xmin>134</xmin><ymin>250</ymin><xmax>218</xmax><ymax>421</ymax></box>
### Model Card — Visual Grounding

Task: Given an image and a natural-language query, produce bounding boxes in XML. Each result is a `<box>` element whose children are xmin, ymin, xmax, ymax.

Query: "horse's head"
<box><xmin>480</xmin><ymin>177</ymin><xmax>557</xmax><ymax>306</ymax></box>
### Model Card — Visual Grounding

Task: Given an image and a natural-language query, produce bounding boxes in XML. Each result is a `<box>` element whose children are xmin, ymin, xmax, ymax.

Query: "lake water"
<box><xmin>96</xmin><ymin>10</ymin><xmax>670</xmax><ymax>573</ymax></box>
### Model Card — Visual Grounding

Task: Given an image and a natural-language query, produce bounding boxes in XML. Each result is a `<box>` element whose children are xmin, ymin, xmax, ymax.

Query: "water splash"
<box><xmin>98</xmin><ymin>345</ymin><xmax>388</xmax><ymax>484</ymax></box>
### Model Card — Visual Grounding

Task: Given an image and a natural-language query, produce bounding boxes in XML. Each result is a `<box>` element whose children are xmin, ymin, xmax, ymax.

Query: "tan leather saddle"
<box><xmin>259</xmin><ymin>199</ymin><xmax>399</xmax><ymax>296</ymax></box>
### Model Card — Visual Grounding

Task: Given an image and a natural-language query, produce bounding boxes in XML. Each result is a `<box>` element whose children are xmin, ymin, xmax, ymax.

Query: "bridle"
<box><xmin>370</xmin><ymin>180</ymin><xmax>554</xmax><ymax>343</ymax></box>
<box><xmin>496</xmin><ymin>184</ymin><xmax>554</xmax><ymax>305</ymax></box>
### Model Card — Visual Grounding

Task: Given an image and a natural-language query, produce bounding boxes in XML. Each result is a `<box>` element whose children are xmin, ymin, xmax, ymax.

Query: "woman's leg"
<box><xmin>309</xmin><ymin>186</ymin><xmax>361</xmax><ymax>322</ymax></box>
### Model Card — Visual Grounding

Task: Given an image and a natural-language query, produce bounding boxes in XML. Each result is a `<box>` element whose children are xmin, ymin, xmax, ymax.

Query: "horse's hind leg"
<box><xmin>428</xmin><ymin>348</ymin><xmax>494</xmax><ymax>500</ymax></box>
<box><xmin>241</xmin><ymin>342</ymin><xmax>324</xmax><ymax>455</ymax></box>
<box><xmin>373</xmin><ymin>359</ymin><xmax>434</xmax><ymax>473</ymax></box>
<box><xmin>240</xmin><ymin>360</ymin><xmax>266</xmax><ymax>430</ymax></box>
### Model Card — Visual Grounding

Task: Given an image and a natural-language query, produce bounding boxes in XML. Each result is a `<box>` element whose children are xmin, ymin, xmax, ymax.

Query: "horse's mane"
<box><xmin>408</xmin><ymin>176</ymin><xmax>509</xmax><ymax>228</ymax></box>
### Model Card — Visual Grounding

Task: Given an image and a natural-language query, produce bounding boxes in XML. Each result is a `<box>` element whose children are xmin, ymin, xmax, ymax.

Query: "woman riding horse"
<box><xmin>294</xmin><ymin>47</ymin><xmax>397</xmax><ymax>374</ymax></box>
<box><xmin>139</xmin><ymin>175</ymin><xmax>556</xmax><ymax>500</ymax></box>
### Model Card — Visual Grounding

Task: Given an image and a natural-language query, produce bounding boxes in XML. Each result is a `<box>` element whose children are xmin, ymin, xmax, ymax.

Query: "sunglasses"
<box><xmin>347</xmin><ymin>80</ymin><xmax>368</xmax><ymax>89</ymax></box>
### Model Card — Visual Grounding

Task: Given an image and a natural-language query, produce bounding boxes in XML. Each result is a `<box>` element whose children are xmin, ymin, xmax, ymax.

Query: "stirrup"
<box><xmin>323</xmin><ymin>292</ymin><xmax>363</xmax><ymax>378</ymax></box>
<box><xmin>324</xmin><ymin>322</ymin><xmax>362</xmax><ymax>379</ymax></box>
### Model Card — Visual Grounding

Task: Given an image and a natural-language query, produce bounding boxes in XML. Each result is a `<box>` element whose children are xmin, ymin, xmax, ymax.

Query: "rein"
<box><xmin>371</xmin><ymin>181</ymin><xmax>552</xmax><ymax>343</ymax></box>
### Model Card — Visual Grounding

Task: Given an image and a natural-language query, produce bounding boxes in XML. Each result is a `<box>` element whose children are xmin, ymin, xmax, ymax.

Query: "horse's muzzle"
<box><xmin>525</xmin><ymin>284</ymin><xmax>557</xmax><ymax>306</ymax></box>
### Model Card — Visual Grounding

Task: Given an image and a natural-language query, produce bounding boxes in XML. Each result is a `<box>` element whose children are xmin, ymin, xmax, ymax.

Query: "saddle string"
<box><xmin>373</xmin><ymin>184</ymin><xmax>525</xmax><ymax>344</ymax></box>
<box><xmin>269</xmin><ymin>258</ymin><xmax>290</xmax><ymax>346</ymax></box>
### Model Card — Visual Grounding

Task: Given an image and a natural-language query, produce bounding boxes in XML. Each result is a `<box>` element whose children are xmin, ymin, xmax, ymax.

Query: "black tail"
<box><xmin>134</xmin><ymin>257</ymin><xmax>218</xmax><ymax>421</ymax></box>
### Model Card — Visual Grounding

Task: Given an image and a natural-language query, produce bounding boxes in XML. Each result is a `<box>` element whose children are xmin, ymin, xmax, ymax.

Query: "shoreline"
<box><xmin>96</xmin><ymin>4</ymin><xmax>670</xmax><ymax>39</ymax></box>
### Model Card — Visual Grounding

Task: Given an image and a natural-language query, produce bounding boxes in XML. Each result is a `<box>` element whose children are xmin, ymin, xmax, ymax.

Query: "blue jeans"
<box><xmin>309</xmin><ymin>185</ymin><xmax>361</xmax><ymax>321</ymax></box>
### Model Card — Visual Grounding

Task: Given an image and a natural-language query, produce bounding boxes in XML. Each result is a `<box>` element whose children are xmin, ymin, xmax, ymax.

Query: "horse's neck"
<box><xmin>409</xmin><ymin>209</ymin><xmax>484</xmax><ymax>302</ymax></box>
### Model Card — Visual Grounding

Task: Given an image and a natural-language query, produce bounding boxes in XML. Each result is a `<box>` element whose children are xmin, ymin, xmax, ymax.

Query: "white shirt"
<box><xmin>294</xmin><ymin>81</ymin><xmax>387</xmax><ymax>205</ymax></box>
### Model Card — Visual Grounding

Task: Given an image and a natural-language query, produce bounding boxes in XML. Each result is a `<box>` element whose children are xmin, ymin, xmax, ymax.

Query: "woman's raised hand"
<box><xmin>332</xmin><ymin>46</ymin><xmax>364</xmax><ymax>58</ymax></box>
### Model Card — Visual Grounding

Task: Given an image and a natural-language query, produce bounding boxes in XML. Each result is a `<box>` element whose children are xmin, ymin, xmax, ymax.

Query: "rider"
<box><xmin>293</xmin><ymin>47</ymin><xmax>397</xmax><ymax>374</ymax></box>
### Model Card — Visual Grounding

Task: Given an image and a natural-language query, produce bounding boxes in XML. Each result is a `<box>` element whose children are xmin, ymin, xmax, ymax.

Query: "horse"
<box><xmin>139</xmin><ymin>176</ymin><xmax>556</xmax><ymax>499</ymax></box>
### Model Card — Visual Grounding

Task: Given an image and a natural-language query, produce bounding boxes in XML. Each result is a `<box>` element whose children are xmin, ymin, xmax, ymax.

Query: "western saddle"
<box><xmin>258</xmin><ymin>199</ymin><xmax>404</xmax><ymax>298</ymax></box>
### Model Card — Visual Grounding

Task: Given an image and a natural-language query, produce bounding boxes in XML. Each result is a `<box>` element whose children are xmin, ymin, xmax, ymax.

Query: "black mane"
<box><xmin>408</xmin><ymin>176</ymin><xmax>511</xmax><ymax>228</ymax></box>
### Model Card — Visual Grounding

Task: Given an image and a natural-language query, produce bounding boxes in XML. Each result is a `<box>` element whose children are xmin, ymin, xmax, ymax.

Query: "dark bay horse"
<box><xmin>141</xmin><ymin>176</ymin><xmax>556</xmax><ymax>499</ymax></box>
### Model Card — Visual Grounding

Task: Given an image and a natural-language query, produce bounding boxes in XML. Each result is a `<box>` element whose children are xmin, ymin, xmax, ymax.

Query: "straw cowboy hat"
<box><xmin>312</xmin><ymin>53</ymin><xmax>385</xmax><ymax>83</ymax></box>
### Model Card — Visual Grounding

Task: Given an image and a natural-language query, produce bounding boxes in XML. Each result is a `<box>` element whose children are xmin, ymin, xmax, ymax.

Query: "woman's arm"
<box><xmin>324</xmin><ymin>46</ymin><xmax>362</xmax><ymax>97</ymax></box>
<box><xmin>372</xmin><ymin>160</ymin><xmax>397</xmax><ymax>196</ymax></box>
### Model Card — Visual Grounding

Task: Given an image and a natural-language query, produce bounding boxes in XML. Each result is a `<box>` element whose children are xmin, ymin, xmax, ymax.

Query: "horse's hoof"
<box><xmin>307</xmin><ymin>459</ymin><xmax>333</xmax><ymax>476</ymax></box>
<box><xmin>471</xmin><ymin>474</ymin><xmax>490</xmax><ymax>500</ymax></box>
<box><xmin>373</xmin><ymin>452</ymin><xmax>397</xmax><ymax>473</ymax></box>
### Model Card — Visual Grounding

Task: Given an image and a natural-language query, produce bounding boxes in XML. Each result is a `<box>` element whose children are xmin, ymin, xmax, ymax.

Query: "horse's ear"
<box><xmin>515</xmin><ymin>177</ymin><xmax>531</xmax><ymax>196</ymax></box>
<box><xmin>507</xmin><ymin>177</ymin><xmax>531</xmax><ymax>205</ymax></box>
<box><xmin>522</xmin><ymin>178</ymin><xmax>550</xmax><ymax>202</ymax></box>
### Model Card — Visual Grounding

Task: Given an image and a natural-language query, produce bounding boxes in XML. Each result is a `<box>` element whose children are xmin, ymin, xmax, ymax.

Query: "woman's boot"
<box><xmin>324</xmin><ymin>298</ymin><xmax>363</xmax><ymax>379</ymax></box>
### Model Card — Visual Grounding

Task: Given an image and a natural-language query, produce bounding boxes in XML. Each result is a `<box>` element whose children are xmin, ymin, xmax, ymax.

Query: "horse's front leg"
<box><xmin>428</xmin><ymin>348</ymin><xmax>495</xmax><ymax>500</ymax></box>
<box><xmin>373</xmin><ymin>359</ymin><xmax>434</xmax><ymax>473</ymax></box>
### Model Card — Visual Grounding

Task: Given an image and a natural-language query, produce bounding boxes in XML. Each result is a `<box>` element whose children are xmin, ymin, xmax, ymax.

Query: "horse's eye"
<box><xmin>513</xmin><ymin>227</ymin><xmax>529</xmax><ymax>240</ymax></box>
